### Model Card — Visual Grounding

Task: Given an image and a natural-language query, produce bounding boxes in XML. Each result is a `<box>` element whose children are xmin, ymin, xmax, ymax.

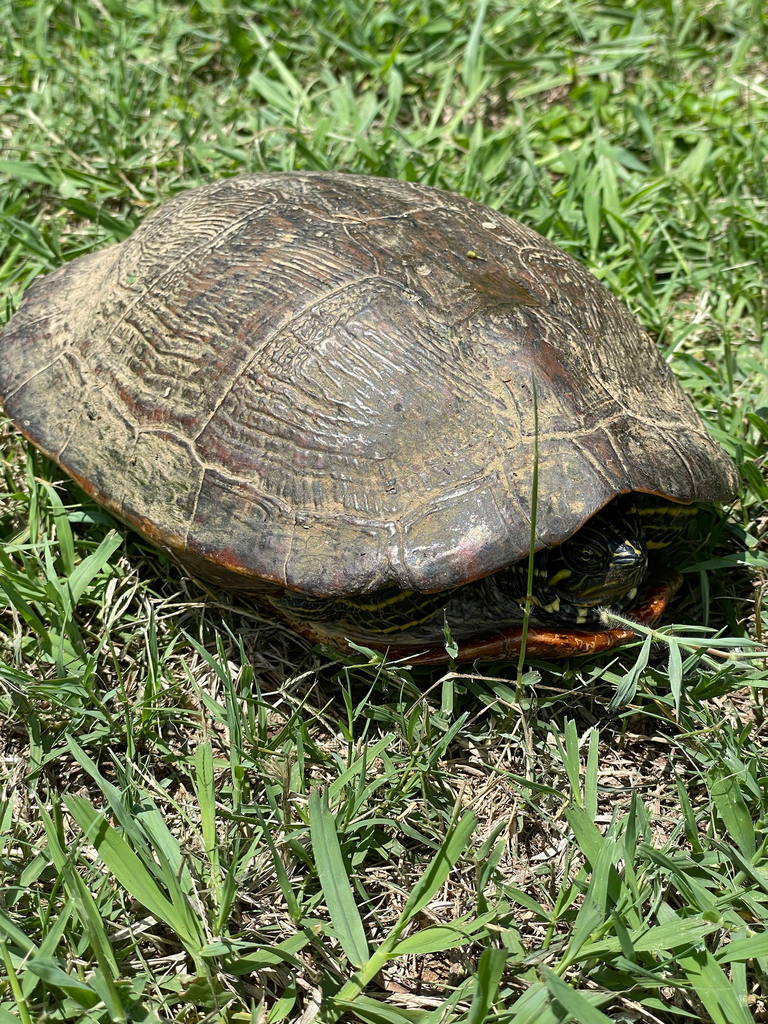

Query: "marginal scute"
<box><xmin>0</xmin><ymin>172</ymin><xmax>739</xmax><ymax>602</ymax></box>
<box><xmin>401</xmin><ymin>476</ymin><xmax>524</xmax><ymax>592</ymax></box>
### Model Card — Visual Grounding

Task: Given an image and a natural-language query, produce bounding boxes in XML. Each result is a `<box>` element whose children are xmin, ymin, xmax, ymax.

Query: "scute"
<box><xmin>0</xmin><ymin>173</ymin><xmax>738</xmax><ymax>598</ymax></box>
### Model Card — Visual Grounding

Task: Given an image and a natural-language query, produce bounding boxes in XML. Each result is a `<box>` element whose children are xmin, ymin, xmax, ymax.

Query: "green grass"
<box><xmin>1</xmin><ymin>0</ymin><xmax>768</xmax><ymax>1021</ymax></box>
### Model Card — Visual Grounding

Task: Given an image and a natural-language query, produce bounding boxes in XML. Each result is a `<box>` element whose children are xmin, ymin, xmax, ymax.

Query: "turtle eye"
<box><xmin>561</xmin><ymin>540</ymin><xmax>610</xmax><ymax>575</ymax></box>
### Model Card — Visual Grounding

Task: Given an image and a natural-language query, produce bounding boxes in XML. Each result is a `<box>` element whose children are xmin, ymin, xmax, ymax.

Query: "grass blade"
<box><xmin>64</xmin><ymin>794</ymin><xmax>205</xmax><ymax>958</ymax></box>
<box><xmin>708</xmin><ymin>767</ymin><xmax>757</xmax><ymax>860</ymax></box>
<box><xmin>391</xmin><ymin>812</ymin><xmax>477</xmax><ymax>935</ymax></box>
<box><xmin>677</xmin><ymin>948</ymin><xmax>754</xmax><ymax>1024</ymax></box>
<box><xmin>541</xmin><ymin>967</ymin><xmax>614</xmax><ymax>1023</ymax></box>
<box><xmin>308</xmin><ymin>789</ymin><xmax>369</xmax><ymax>968</ymax></box>
<box><xmin>466</xmin><ymin>947</ymin><xmax>506</xmax><ymax>1024</ymax></box>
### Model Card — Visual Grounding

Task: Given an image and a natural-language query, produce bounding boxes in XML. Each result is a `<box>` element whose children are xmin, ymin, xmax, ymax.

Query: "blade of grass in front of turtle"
<box><xmin>515</xmin><ymin>374</ymin><xmax>539</xmax><ymax>700</ymax></box>
<box><xmin>0</xmin><ymin>935</ymin><xmax>33</xmax><ymax>1024</ymax></box>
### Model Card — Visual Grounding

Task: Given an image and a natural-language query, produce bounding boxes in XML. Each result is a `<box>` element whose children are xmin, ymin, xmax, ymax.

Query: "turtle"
<box><xmin>0</xmin><ymin>173</ymin><xmax>738</xmax><ymax>663</ymax></box>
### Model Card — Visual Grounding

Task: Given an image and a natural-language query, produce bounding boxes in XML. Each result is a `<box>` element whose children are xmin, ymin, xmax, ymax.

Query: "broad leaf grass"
<box><xmin>1</xmin><ymin>1</ymin><xmax>767</xmax><ymax>1021</ymax></box>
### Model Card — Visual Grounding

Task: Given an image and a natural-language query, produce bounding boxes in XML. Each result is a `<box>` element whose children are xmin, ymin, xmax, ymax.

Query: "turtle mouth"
<box><xmin>535</xmin><ymin>585</ymin><xmax>639</xmax><ymax>628</ymax></box>
<box><xmin>560</xmin><ymin>577</ymin><xmax>642</xmax><ymax>609</ymax></box>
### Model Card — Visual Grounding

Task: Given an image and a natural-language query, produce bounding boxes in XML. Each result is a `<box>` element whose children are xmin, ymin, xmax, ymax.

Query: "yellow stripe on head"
<box><xmin>548</xmin><ymin>568</ymin><xmax>573</xmax><ymax>586</ymax></box>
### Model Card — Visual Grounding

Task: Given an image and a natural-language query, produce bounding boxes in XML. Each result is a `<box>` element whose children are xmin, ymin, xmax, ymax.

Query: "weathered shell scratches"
<box><xmin>0</xmin><ymin>173</ymin><xmax>738</xmax><ymax>597</ymax></box>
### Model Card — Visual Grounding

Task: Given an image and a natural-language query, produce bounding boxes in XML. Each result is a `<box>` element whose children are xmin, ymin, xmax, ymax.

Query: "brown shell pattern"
<box><xmin>0</xmin><ymin>173</ymin><xmax>738</xmax><ymax>597</ymax></box>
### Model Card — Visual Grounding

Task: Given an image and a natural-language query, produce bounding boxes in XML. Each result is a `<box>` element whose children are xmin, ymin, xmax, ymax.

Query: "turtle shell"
<box><xmin>0</xmin><ymin>173</ymin><xmax>737</xmax><ymax>605</ymax></box>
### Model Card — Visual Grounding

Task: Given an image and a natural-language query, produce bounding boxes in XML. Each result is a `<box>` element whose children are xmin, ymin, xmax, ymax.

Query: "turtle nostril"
<box><xmin>612</xmin><ymin>542</ymin><xmax>647</xmax><ymax>568</ymax></box>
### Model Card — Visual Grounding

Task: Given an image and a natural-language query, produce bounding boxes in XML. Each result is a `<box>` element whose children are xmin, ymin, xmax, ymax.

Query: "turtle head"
<box><xmin>543</xmin><ymin>500</ymin><xmax>648</xmax><ymax>621</ymax></box>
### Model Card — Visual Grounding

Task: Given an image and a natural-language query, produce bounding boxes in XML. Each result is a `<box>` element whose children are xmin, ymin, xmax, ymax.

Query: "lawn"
<box><xmin>1</xmin><ymin>1</ymin><xmax>767</xmax><ymax>1021</ymax></box>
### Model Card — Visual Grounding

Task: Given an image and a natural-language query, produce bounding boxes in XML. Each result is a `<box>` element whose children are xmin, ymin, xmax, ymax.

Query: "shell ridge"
<box><xmin>2</xmin><ymin>352</ymin><xmax>65</xmax><ymax>405</ymax></box>
<box><xmin>190</xmin><ymin>275</ymin><xmax>390</xmax><ymax>444</ymax></box>
<box><xmin>184</xmin><ymin>467</ymin><xmax>207</xmax><ymax>550</ymax></box>
<box><xmin>85</xmin><ymin>195</ymin><xmax>281</xmax><ymax>367</ymax></box>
